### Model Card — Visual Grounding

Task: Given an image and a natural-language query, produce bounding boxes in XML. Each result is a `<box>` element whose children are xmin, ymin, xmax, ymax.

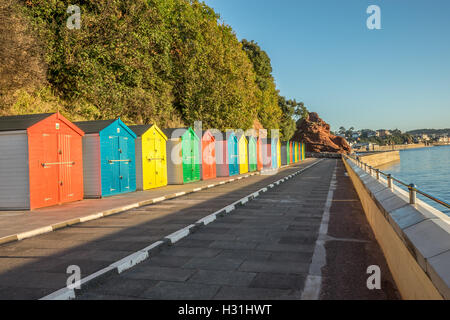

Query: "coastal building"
<box><xmin>376</xmin><ymin>130</ymin><xmax>391</xmax><ymax>138</ymax></box>
<box><xmin>256</xmin><ymin>136</ymin><xmax>264</xmax><ymax>171</ymax></box>
<box><xmin>74</xmin><ymin>119</ymin><xmax>137</xmax><ymax>198</ymax></box>
<box><xmin>236</xmin><ymin>132</ymin><xmax>249</xmax><ymax>174</ymax></box>
<box><xmin>246</xmin><ymin>135</ymin><xmax>258</xmax><ymax>172</ymax></box>
<box><xmin>163</xmin><ymin>127</ymin><xmax>200</xmax><ymax>185</ymax></box>
<box><xmin>199</xmin><ymin>130</ymin><xmax>217</xmax><ymax>181</ymax></box>
<box><xmin>129</xmin><ymin>124</ymin><xmax>167</xmax><ymax>191</ymax></box>
<box><xmin>280</xmin><ymin>141</ymin><xmax>289</xmax><ymax>166</ymax></box>
<box><xmin>215</xmin><ymin>131</ymin><xmax>239</xmax><ymax>177</ymax></box>
<box><xmin>0</xmin><ymin>113</ymin><xmax>85</xmax><ymax>210</ymax></box>
<box><xmin>262</xmin><ymin>138</ymin><xmax>273</xmax><ymax>170</ymax></box>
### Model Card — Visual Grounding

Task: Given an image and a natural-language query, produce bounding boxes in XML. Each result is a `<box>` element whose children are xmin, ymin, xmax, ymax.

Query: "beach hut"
<box><xmin>277</xmin><ymin>138</ymin><xmax>282</xmax><ymax>168</ymax></box>
<box><xmin>74</xmin><ymin>119</ymin><xmax>136</xmax><ymax>198</ymax></box>
<box><xmin>299</xmin><ymin>142</ymin><xmax>302</xmax><ymax>161</ymax></box>
<box><xmin>289</xmin><ymin>140</ymin><xmax>295</xmax><ymax>164</ymax></box>
<box><xmin>301</xmin><ymin>142</ymin><xmax>306</xmax><ymax>161</ymax></box>
<box><xmin>280</xmin><ymin>141</ymin><xmax>289</xmax><ymax>166</ymax></box>
<box><xmin>293</xmin><ymin>141</ymin><xmax>298</xmax><ymax>163</ymax></box>
<box><xmin>262</xmin><ymin>138</ymin><xmax>273</xmax><ymax>170</ymax></box>
<box><xmin>295</xmin><ymin>141</ymin><xmax>299</xmax><ymax>162</ymax></box>
<box><xmin>215</xmin><ymin>131</ymin><xmax>239</xmax><ymax>177</ymax></box>
<box><xmin>246</xmin><ymin>135</ymin><xmax>257</xmax><ymax>172</ymax></box>
<box><xmin>163</xmin><ymin>128</ymin><xmax>200</xmax><ymax>184</ymax></box>
<box><xmin>271</xmin><ymin>138</ymin><xmax>277</xmax><ymax>169</ymax></box>
<box><xmin>256</xmin><ymin>136</ymin><xmax>264</xmax><ymax>171</ymax></box>
<box><xmin>0</xmin><ymin>113</ymin><xmax>84</xmax><ymax>210</ymax></box>
<box><xmin>199</xmin><ymin>130</ymin><xmax>216</xmax><ymax>181</ymax></box>
<box><xmin>271</xmin><ymin>138</ymin><xmax>281</xmax><ymax>169</ymax></box>
<box><xmin>236</xmin><ymin>132</ymin><xmax>249</xmax><ymax>174</ymax></box>
<box><xmin>129</xmin><ymin>124</ymin><xmax>167</xmax><ymax>191</ymax></box>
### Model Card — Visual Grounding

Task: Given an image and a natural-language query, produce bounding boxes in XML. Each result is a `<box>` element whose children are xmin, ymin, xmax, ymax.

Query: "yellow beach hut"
<box><xmin>129</xmin><ymin>124</ymin><xmax>168</xmax><ymax>191</ymax></box>
<box><xmin>236</xmin><ymin>132</ymin><xmax>249</xmax><ymax>174</ymax></box>
<box><xmin>277</xmin><ymin>137</ymin><xmax>281</xmax><ymax>168</ymax></box>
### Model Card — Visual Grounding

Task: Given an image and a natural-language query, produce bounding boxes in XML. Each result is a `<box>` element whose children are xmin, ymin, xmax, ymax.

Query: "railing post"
<box><xmin>387</xmin><ymin>174</ymin><xmax>393</xmax><ymax>190</ymax></box>
<box><xmin>369</xmin><ymin>166</ymin><xmax>373</xmax><ymax>176</ymax></box>
<box><xmin>409</xmin><ymin>184</ymin><xmax>417</xmax><ymax>205</ymax></box>
<box><xmin>376</xmin><ymin>169</ymin><xmax>380</xmax><ymax>180</ymax></box>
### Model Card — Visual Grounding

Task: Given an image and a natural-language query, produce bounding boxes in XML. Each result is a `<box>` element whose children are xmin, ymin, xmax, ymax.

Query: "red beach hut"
<box><xmin>200</xmin><ymin>130</ymin><xmax>217</xmax><ymax>180</ymax></box>
<box><xmin>256</xmin><ymin>136</ymin><xmax>263</xmax><ymax>171</ymax></box>
<box><xmin>0</xmin><ymin>113</ymin><xmax>84</xmax><ymax>210</ymax></box>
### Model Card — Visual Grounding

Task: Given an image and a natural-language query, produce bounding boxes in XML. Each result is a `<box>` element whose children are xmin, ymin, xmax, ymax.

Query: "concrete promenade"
<box><xmin>0</xmin><ymin>171</ymin><xmax>263</xmax><ymax>245</ymax></box>
<box><xmin>0</xmin><ymin>160</ymin><xmax>315</xmax><ymax>299</ymax></box>
<box><xmin>73</xmin><ymin>159</ymin><xmax>399</xmax><ymax>300</ymax></box>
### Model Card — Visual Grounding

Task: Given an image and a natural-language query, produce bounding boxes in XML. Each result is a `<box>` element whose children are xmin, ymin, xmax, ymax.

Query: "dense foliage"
<box><xmin>1</xmin><ymin>0</ymin><xmax>300</xmax><ymax>135</ymax></box>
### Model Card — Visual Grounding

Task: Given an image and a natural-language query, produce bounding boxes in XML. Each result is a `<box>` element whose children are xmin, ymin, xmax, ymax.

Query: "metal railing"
<box><xmin>344</xmin><ymin>154</ymin><xmax>450</xmax><ymax>210</ymax></box>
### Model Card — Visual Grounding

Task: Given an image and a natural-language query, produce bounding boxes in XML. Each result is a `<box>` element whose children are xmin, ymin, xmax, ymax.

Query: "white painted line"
<box><xmin>208</xmin><ymin>184</ymin><xmax>215</xmax><ymax>188</ymax></box>
<box><xmin>165</xmin><ymin>225</ymin><xmax>195</xmax><ymax>244</ymax></box>
<box><xmin>113</xmin><ymin>251</ymin><xmax>149</xmax><ymax>274</ymax></box>
<box><xmin>79</xmin><ymin>213</ymin><xmax>103</xmax><ymax>223</ymax></box>
<box><xmin>241</xmin><ymin>198</ymin><xmax>249</xmax><ymax>205</ymax></box>
<box><xmin>118</xmin><ymin>203</ymin><xmax>140</xmax><ymax>212</ymax></box>
<box><xmin>140</xmin><ymin>241</ymin><xmax>165</xmax><ymax>253</ymax></box>
<box><xmin>80</xmin><ymin>265</ymin><xmax>116</xmax><ymax>284</ymax></box>
<box><xmin>17</xmin><ymin>226</ymin><xmax>54</xmax><ymax>241</ymax></box>
<box><xmin>219</xmin><ymin>181</ymin><xmax>226</xmax><ymax>185</ymax></box>
<box><xmin>193</xmin><ymin>188</ymin><xmax>202</xmax><ymax>192</ymax></box>
<box><xmin>301</xmin><ymin>160</ymin><xmax>337</xmax><ymax>300</ymax></box>
<box><xmin>225</xmin><ymin>205</ymin><xmax>235</xmax><ymax>213</ymax></box>
<box><xmin>40</xmin><ymin>288</ymin><xmax>75</xmax><ymax>301</ymax></box>
<box><xmin>175</xmin><ymin>192</ymin><xmax>186</xmax><ymax>197</ymax></box>
<box><xmin>197</xmin><ymin>213</ymin><xmax>218</xmax><ymax>226</ymax></box>
<box><xmin>152</xmin><ymin>197</ymin><xmax>166</xmax><ymax>203</ymax></box>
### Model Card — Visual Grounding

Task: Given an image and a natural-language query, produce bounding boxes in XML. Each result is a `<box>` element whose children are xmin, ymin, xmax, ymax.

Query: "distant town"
<box><xmin>332</xmin><ymin>127</ymin><xmax>450</xmax><ymax>151</ymax></box>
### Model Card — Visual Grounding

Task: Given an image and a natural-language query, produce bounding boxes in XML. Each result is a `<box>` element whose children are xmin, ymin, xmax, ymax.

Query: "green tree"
<box><xmin>241</xmin><ymin>39</ymin><xmax>282</xmax><ymax>132</ymax></box>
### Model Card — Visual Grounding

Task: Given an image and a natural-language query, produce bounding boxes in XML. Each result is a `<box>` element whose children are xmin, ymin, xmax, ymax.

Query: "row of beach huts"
<box><xmin>0</xmin><ymin>113</ymin><xmax>306</xmax><ymax>210</ymax></box>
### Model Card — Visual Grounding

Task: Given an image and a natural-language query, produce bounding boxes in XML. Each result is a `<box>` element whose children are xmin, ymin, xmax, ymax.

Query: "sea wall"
<box><xmin>343</xmin><ymin>156</ymin><xmax>450</xmax><ymax>300</ymax></box>
<box><xmin>354</xmin><ymin>143</ymin><xmax>429</xmax><ymax>153</ymax></box>
<box><xmin>357</xmin><ymin>151</ymin><xmax>400</xmax><ymax>167</ymax></box>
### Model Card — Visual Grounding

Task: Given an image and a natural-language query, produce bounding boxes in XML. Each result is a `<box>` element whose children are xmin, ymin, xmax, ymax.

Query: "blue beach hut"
<box><xmin>271</xmin><ymin>137</ymin><xmax>278</xmax><ymax>169</ymax></box>
<box><xmin>74</xmin><ymin>119</ymin><xmax>137</xmax><ymax>198</ymax></box>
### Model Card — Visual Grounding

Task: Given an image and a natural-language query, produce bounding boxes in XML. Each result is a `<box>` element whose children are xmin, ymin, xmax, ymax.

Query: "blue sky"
<box><xmin>203</xmin><ymin>0</ymin><xmax>450</xmax><ymax>132</ymax></box>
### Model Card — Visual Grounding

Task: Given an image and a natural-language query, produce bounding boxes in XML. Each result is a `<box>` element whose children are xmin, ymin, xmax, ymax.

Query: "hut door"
<box><xmin>182</xmin><ymin>135</ymin><xmax>192</xmax><ymax>183</ymax></box>
<box><xmin>107</xmin><ymin>136</ymin><xmax>120</xmax><ymax>194</ymax></box>
<box><xmin>154</xmin><ymin>136</ymin><xmax>165</xmax><ymax>186</ymax></box>
<box><xmin>119</xmin><ymin>136</ymin><xmax>130</xmax><ymax>192</ymax></box>
<box><xmin>145</xmin><ymin>135</ymin><xmax>157</xmax><ymax>189</ymax></box>
<box><xmin>271</xmin><ymin>142</ymin><xmax>277</xmax><ymax>169</ymax></box>
<box><xmin>40</xmin><ymin>133</ymin><xmax>59</xmax><ymax>207</ymax></box>
<box><xmin>57</xmin><ymin>134</ymin><xmax>75</xmax><ymax>203</ymax></box>
<box><xmin>192</xmin><ymin>137</ymin><xmax>200</xmax><ymax>181</ymax></box>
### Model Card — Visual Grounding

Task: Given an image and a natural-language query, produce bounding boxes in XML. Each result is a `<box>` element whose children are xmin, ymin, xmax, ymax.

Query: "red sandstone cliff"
<box><xmin>293</xmin><ymin>112</ymin><xmax>352</xmax><ymax>154</ymax></box>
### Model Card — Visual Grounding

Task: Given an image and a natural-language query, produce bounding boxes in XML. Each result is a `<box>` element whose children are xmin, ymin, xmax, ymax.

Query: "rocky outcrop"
<box><xmin>293</xmin><ymin>112</ymin><xmax>351</xmax><ymax>154</ymax></box>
